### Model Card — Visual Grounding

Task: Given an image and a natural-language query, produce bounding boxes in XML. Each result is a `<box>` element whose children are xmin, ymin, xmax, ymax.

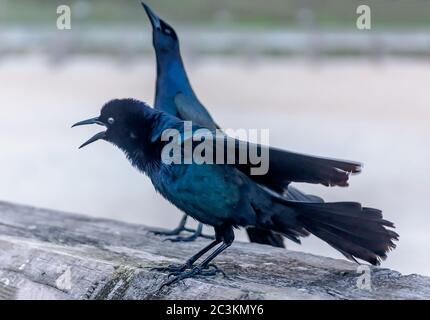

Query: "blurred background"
<box><xmin>1</xmin><ymin>0</ymin><xmax>430</xmax><ymax>276</ymax></box>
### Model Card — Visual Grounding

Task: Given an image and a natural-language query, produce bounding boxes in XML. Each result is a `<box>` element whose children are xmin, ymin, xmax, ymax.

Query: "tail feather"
<box><xmin>302</xmin><ymin>206</ymin><xmax>396</xmax><ymax>238</ymax></box>
<box><xmin>258</xmin><ymin>186</ymin><xmax>321</xmax><ymax>244</ymax></box>
<box><xmin>245</xmin><ymin>227</ymin><xmax>285</xmax><ymax>248</ymax></box>
<box><xmin>306</xmin><ymin>225</ymin><xmax>383</xmax><ymax>265</ymax></box>
<box><xmin>271</xmin><ymin>213</ymin><xmax>309</xmax><ymax>244</ymax></box>
<box><xmin>304</xmin><ymin>219</ymin><xmax>396</xmax><ymax>261</ymax></box>
<box><xmin>243</xmin><ymin>185</ymin><xmax>321</xmax><ymax>248</ymax></box>
<box><xmin>311</xmin><ymin>217</ymin><xmax>398</xmax><ymax>250</ymax></box>
<box><xmin>264</xmin><ymin>198</ymin><xmax>398</xmax><ymax>265</ymax></box>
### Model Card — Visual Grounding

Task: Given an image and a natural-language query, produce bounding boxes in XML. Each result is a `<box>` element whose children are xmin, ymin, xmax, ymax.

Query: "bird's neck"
<box><xmin>124</xmin><ymin>111</ymin><xmax>182</xmax><ymax>178</ymax></box>
<box><xmin>120</xmin><ymin>112</ymin><xmax>164</xmax><ymax>176</ymax></box>
<box><xmin>125</xmin><ymin>142</ymin><xmax>162</xmax><ymax>179</ymax></box>
<box><xmin>155</xmin><ymin>52</ymin><xmax>196</xmax><ymax>109</ymax></box>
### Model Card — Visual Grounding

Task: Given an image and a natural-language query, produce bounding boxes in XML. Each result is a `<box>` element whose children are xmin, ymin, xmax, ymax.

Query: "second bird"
<box><xmin>141</xmin><ymin>3</ymin><xmax>328</xmax><ymax>247</ymax></box>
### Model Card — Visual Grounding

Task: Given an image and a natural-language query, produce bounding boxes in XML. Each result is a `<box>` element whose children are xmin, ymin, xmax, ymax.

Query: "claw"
<box><xmin>151</xmin><ymin>228</ymin><xmax>184</xmax><ymax>236</ymax></box>
<box><xmin>152</xmin><ymin>225</ymin><xmax>214</xmax><ymax>242</ymax></box>
<box><xmin>207</xmin><ymin>264</ymin><xmax>228</xmax><ymax>278</ymax></box>
<box><xmin>158</xmin><ymin>264</ymin><xmax>226</xmax><ymax>289</ymax></box>
<box><xmin>161</xmin><ymin>267</ymin><xmax>202</xmax><ymax>288</ymax></box>
<box><xmin>151</xmin><ymin>263</ymin><xmax>189</xmax><ymax>273</ymax></box>
<box><xmin>164</xmin><ymin>232</ymin><xmax>215</xmax><ymax>243</ymax></box>
<box><xmin>165</xmin><ymin>234</ymin><xmax>199</xmax><ymax>242</ymax></box>
<box><xmin>159</xmin><ymin>278</ymin><xmax>178</xmax><ymax>290</ymax></box>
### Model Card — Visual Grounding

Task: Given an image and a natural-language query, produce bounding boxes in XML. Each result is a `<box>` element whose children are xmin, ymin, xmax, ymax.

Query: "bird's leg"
<box><xmin>164</xmin><ymin>223</ymin><xmax>215</xmax><ymax>242</ymax></box>
<box><xmin>151</xmin><ymin>214</ymin><xmax>194</xmax><ymax>236</ymax></box>
<box><xmin>152</xmin><ymin>237</ymin><xmax>221</xmax><ymax>274</ymax></box>
<box><xmin>160</xmin><ymin>242</ymin><xmax>231</xmax><ymax>288</ymax></box>
<box><xmin>159</xmin><ymin>226</ymin><xmax>234</xmax><ymax>288</ymax></box>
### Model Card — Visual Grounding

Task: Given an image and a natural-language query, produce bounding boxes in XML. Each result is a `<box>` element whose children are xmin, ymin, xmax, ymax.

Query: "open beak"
<box><xmin>141</xmin><ymin>2</ymin><xmax>161</xmax><ymax>30</ymax></box>
<box><xmin>72</xmin><ymin>117</ymin><xmax>107</xmax><ymax>149</ymax></box>
<box><xmin>78</xmin><ymin>131</ymin><xmax>106</xmax><ymax>149</ymax></box>
<box><xmin>72</xmin><ymin>117</ymin><xmax>104</xmax><ymax>128</ymax></box>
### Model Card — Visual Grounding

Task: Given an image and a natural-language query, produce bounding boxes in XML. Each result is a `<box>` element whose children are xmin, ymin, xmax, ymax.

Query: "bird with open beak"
<box><xmin>72</xmin><ymin>98</ymin><xmax>397</xmax><ymax>288</ymax></box>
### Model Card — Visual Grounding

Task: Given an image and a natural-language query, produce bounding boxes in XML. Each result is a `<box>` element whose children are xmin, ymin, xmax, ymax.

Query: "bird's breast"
<box><xmin>150</xmin><ymin>164</ymin><xmax>243</xmax><ymax>226</ymax></box>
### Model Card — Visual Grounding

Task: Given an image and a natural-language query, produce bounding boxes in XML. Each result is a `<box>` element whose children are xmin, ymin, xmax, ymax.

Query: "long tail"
<box><xmin>260</xmin><ymin>196</ymin><xmax>398</xmax><ymax>265</ymax></box>
<box><xmin>246</xmin><ymin>186</ymin><xmax>323</xmax><ymax>248</ymax></box>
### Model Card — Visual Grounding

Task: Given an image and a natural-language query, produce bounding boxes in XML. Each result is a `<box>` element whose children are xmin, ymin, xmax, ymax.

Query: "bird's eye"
<box><xmin>164</xmin><ymin>28</ymin><xmax>172</xmax><ymax>35</ymax></box>
<box><xmin>130</xmin><ymin>132</ymin><xmax>137</xmax><ymax>139</ymax></box>
<box><xmin>107</xmin><ymin>117</ymin><xmax>115</xmax><ymax>125</ymax></box>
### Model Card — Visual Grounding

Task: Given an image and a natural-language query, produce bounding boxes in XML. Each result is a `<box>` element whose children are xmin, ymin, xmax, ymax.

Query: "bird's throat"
<box><xmin>156</xmin><ymin>54</ymin><xmax>193</xmax><ymax>94</ymax></box>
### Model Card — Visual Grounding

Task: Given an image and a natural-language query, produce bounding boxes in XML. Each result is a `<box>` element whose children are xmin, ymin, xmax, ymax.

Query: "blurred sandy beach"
<box><xmin>0</xmin><ymin>56</ymin><xmax>429</xmax><ymax>276</ymax></box>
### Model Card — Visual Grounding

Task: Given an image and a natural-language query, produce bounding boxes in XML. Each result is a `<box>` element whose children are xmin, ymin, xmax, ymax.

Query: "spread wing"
<box><xmin>169</xmin><ymin>129</ymin><xmax>361</xmax><ymax>191</ymax></box>
<box><xmin>253</xmin><ymin>144</ymin><xmax>361</xmax><ymax>190</ymax></box>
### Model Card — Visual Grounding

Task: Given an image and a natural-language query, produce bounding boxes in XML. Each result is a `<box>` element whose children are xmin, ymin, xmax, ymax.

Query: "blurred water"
<box><xmin>0</xmin><ymin>56</ymin><xmax>429</xmax><ymax>276</ymax></box>
<box><xmin>2</xmin><ymin>26</ymin><xmax>430</xmax><ymax>57</ymax></box>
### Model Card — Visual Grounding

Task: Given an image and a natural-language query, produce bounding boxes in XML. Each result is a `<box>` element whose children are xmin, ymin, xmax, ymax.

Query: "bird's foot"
<box><xmin>160</xmin><ymin>264</ymin><xmax>226</xmax><ymax>289</ymax></box>
<box><xmin>151</xmin><ymin>227</ymin><xmax>195</xmax><ymax>237</ymax></box>
<box><xmin>151</xmin><ymin>262</ymin><xmax>191</xmax><ymax>274</ymax></box>
<box><xmin>167</xmin><ymin>263</ymin><xmax>225</xmax><ymax>277</ymax></box>
<box><xmin>164</xmin><ymin>232</ymin><xmax>214</xmax><ymax>242</ymax></box>
<box><xmin>205</xmin><ymin>264</ymin><xmax>227</xmax><ymax>277</ymax></box>
<box><xmin>164</xmin><ymin>234</ymin><xmax>199</xmax><ymax>242</ymax></box>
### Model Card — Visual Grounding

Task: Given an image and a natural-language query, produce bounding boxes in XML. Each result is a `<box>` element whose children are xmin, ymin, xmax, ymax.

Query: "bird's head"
<box><xmin>141</xmin><ymin>2</ymin><xmax>179</xmax><ymax>55</ymax></box>
<box><xmin>72</xmin><ymin>99</ymin><xmax>154</xmax><ymax>153</ymax></box>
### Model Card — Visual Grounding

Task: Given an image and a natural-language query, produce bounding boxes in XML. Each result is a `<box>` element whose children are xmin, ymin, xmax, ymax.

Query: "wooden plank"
<box><xmin>0</xmin><ymin>201</ymin><xmax>428</xmax><ymax>300</ymax></box>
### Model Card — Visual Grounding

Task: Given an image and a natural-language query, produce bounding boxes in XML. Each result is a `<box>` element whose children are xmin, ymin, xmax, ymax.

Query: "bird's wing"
<box><xmin>258</xmin><ymin>144</ymin><xmax>362</xmax><ymax>188</ymax></box>
<box><xmin>174</xmin><ymin>93</ymin><xmax>220</xmax><ymax>130</ymax></box>
<box><xmin>177</xmin><ymin>130</ymin><xmax>361</xmax><ymax>190</ymax></box>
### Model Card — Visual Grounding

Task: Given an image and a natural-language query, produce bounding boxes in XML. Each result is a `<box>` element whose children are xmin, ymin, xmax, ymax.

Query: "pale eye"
<box><xmin>130</xmin><ymin>132</ymin><xmax>137</xmax><ymax>139</ymax></box>
<box><xmin>165</xmin><ymin>28</ymin><xmax>171</xmax><ymax>35</ymax></box>
<box><xmin>107</xmin><ymin>117</ymin><xmax>115</xmax><ymax>125</ymax></box>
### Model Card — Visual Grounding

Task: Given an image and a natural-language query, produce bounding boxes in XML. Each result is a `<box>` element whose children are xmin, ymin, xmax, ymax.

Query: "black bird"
<box><xmin>141</xmin><ymin>2</ymin><xmax>215</xmax><ymax>242</ymax></box>
<box><xmin>140</xmin><ymin>2</ymin><xmax>349</xmax><ymax>247</ymax></box>
<box><xmin>73</xmin><ymin>99</ymin><xmax>398</xmax><ymax>287</ymax></box>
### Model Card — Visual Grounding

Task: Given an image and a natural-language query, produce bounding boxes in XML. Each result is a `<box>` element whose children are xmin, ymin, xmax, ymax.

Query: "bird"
<box><xmin>141</xmin><ymin>2</ymin><xmax>217</xmax><ymax>243</ymax></box>
<box><xmin>139</xmin><ymin>2</ymin><xmax>347</xmax><ymax>247</ymax></box>
<box><xmin>72</xmin><ymin>98</ymin><xmax>398</xmax><ymax>287</ymax></box>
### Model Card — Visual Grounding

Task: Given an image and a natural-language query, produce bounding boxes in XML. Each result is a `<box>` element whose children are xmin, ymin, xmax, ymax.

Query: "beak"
<box><xmin>78</xmin><ymin>131</ymin><xmax>107</xmax><ymax>149</ymax></box>
<box><xmin>72</xmin><ymin>117</ymin><xmax>107</xmax><ymax>149</ymax></box>
<box><xmin>141</xmin><ymin>2</ymin><xmax>161</xmax><ymax>30</ymax></box>
<box><xmin>71</xmin><ymin>117</ymin><xmax>104</xmax><ymax>128</ymax></box>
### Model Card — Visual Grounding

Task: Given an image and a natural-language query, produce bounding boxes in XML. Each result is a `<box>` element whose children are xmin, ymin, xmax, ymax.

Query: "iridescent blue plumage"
<box><xmin>73</xmin><ymin>98</ymin><xmax>398</xmax><ymax>280</ymax></box>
